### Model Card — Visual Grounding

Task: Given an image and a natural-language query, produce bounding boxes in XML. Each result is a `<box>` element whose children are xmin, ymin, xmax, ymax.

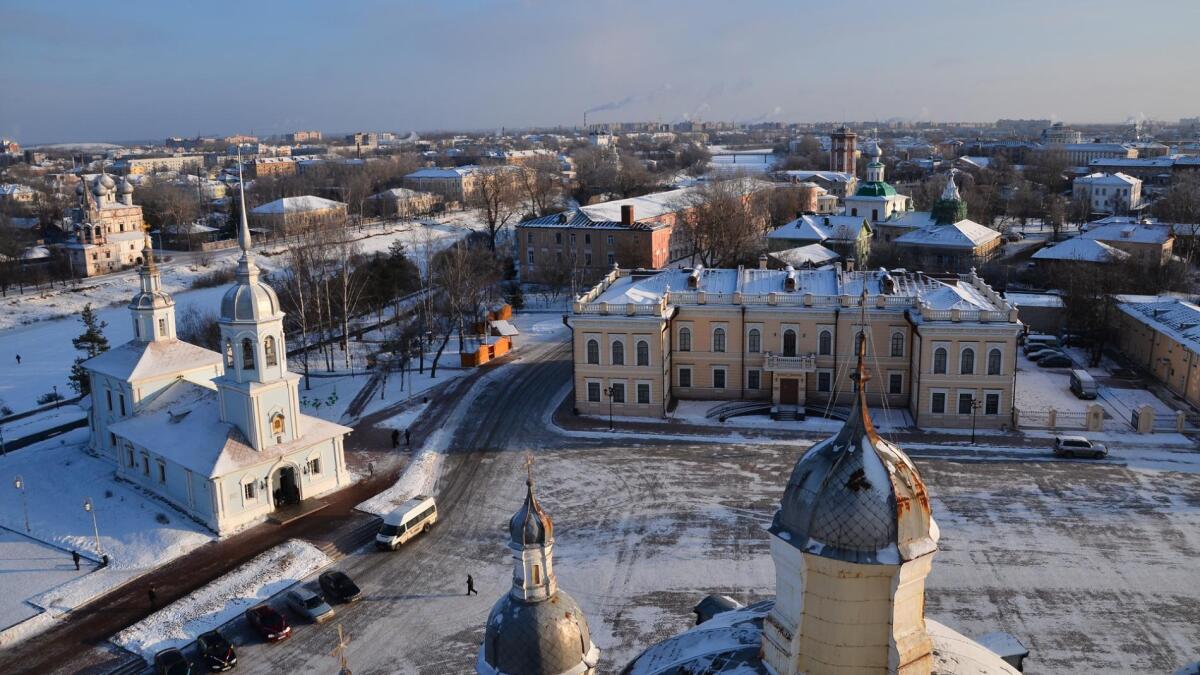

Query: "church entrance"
<box><xmin>271</xmin><ymin>466</ymin><xmax>301</xmax><ymax>507</ymax></box>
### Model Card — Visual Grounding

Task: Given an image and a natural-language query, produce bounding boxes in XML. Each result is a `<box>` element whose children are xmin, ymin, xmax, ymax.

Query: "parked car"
<box><xmin>1006</xmin><ymin>232</ymin><xmax>1024</xmax><ymax>242</ymax></box>
<box><xmin>244</xmin><ymin>604</ymin><xmax>291</xmax><ymax>642</ymax></box>
<box><xmin>1054</xmin><ymin>435</ymin><xmax>1108</xmax><ymax>459</ymax></box>
<box><xmin>1038</xmin><ymin>354</ymin><xmax>1073</xmax><ymax>368</ymax></box>
<box><xmin>286</xmin><ymin>587</ymin><xmax>335</xmax><ymax>624</ymax></box>
<box><xmin>196</xmin><ymin>630</ymin><xmax>237</xmax><ymax>671</ymax></box>
<box><xmin>154</xmin><ymin>648</ymin><xmax>192</xmax><ymax>675</ymax></box>
<box><xmin>1069</xmin><ymin>369</ymin><xmax>1098</xmax><ymax>399</ymax></box>
<box><xmin>1027</xmin><ymin>348</ymin><xmax>1064</xmax><ymax>362</ymax></box>
<box><xmin>319</xmin><ymin>570</ymin><xmax>363</xmax><ymax>604</ymax></box>
<box><xmin>376</xmin><ymin>496</ymin><xmax>438</xmax><ymax>550</ymax></box>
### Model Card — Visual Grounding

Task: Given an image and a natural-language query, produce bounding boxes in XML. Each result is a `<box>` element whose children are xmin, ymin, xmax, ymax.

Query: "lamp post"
<box><xmin>970</xmin><ymin>397</ymin><xmax>983</xmax><ymax>444</ymax></box>
<box><xmin>52</xmin><ymin>385</ymin><xmax>60</xmax><ymax>409</ymax></box>
<box><xmin>604</xmin><ymin>385</ymin><xmax>616</xmax><ymax>431</ymax></box>
<box><xmin>83</xmin><ymin>497</ymin><xmax>103</xmax><ymax>558</ymax></box>
<box><xmin>13</xmin><ymin>475</ymin><xmax>30</xmax><ymax>533</ymax></box>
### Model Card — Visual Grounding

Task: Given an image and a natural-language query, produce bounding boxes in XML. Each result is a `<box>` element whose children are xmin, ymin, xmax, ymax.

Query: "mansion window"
<box><xmin>889</xmin><ymin>373</ymin><xmax>903</xmax><ymax>394</ymax></box>
<box><xmin>988</xmin><ymin>348</ymin><xmax>1002</xmax><ymax>375</ymax></box>
<box><xmin>637</xmin><ymin>383</ymin><xmax>650</xmax><ymax>404</ymax></box>
<box><xmin>958</xmin><ymin>393</ymin><xmax>974</xmax><ymax>415</ymax></box>
<box><xmin>931</xmin><ymin>392</ymin><xmax>946</xmax><ymax>414</ymax></box>
<box><xmin>817</xmin><ymin>371</ymin><xmax>832</xmax><ymax>392</ymax></box>
<box><xmin>960</xmin><ymin>348</ymin><xmax>975</xmax><ymax>375</ymax></box>
<box><xmin>636</xmin><ymin>340</ymin><xmax>649</xmax><ymax>366</ymax></box>
<box><xmin>747</xmin><ymin>369</ymin><xmax>761</xmax><ymax>390</ymax></box>
<box><xmin>587</xmin><ymin>382</ymin><xmax>601</xmax><ymax>402</ymax></box>
<box><xmin>586</xmin><ymin>339</ymin><xmax>600</xmax><ymax>364</ymax></box>
<box><xmin>713</xmin><ymin>328</ymin><xmax>726</xmax><ymax>353</ymax></box>
<box><xmin>985</xmin><ymin>393</ymin><xmax>1000</xmax><ymax>415</ymax></box>
<box><xmin>784</xmin><ymin>329</ymin><xmax>798</xmax><ymax>357</ymax></box>
<box><xmin>609</xmin><ymin>382</ymin><xmax>625</xmax><ymax>403</ymax></box>
<box><xmin>713</xmin><ymin>368</ymin><xmax>726</xmax><ymax>389</ymax></box>
<box><xmin>890</xmin><ymin>332</ymin><xmax>904</xmax><ymax>357</ymax></box>
<box><xmin>611</xmin><ymin>341</ymin><xmax>625</xmax><ymax>366</ymax></box>
<box><xmin>817</xmin><ymin>330</ymin><xmax>831</xmax><ymax>356</ymax></box>
<box><xmin>747</xmin><ymin>329</ymin><xmax>761</xmax><ymax>354</ymax></box>
<box><xmin>679</xmin><ymin>328</ymin><xmax>692</xmax><ymax>352</ymax></box>
<box><xmin>933</xmin><ymin>347</ymin><xmax>948</xmax><ymax>374</ymax></box>
<box><xmin>678</xmin><ymin>367</ymin><xmax>692</xmax><ymax>388</ymax></box>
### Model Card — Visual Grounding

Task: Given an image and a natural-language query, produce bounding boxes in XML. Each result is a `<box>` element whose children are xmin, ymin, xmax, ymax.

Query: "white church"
<box><xmin>83</xmin><ymin>187</ymin><xmax>351</xmax><ymax>535</ymax></box>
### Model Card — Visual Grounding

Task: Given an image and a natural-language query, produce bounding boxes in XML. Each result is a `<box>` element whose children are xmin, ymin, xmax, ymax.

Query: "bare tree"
<box><xmin>516</xmin><ymin>155</ymin><xmax>565</xmax><ymax>218</ymax></box>
<box><xmin>675</xmin><ymin>180</ymin><xmax>770</xmax><ymax>267</ymax></box>
<box><xmin>469</xmin><ymin>167</ymin><xmax>523</xmax><ymax>250</ymax></box>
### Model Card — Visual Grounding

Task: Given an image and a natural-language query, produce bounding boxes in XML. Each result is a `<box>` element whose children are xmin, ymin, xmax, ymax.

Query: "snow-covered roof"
<box><xmin>767</xmin><ymin>215</ymin><xmax>866</xmax><ymax>243</ymax></box>
<box><xmin>769</xmin><ymin>243</ymin><xmax>842</xmax><ymax>267</ymax></box>
<box><xmin>84</xmin><ymin>340</ymin><xmax>223</xmax><ymax>382</ymax></box>
<box><xmin>779</xmin><ymin>170</ymin><xmax>854</xmax><ymax>184</ymax></box>
<box><xmin>405</xmin><ymin>165</ymin><xmax>482</xmax><ymax>179</ymax></box>
<box><xmin>1080</xmin><ymin>222</ymin><xmax>1171</xmax><ymax>245</ymax></box>
<box><xmin>250</xmin><ymin>195</ymin><xmax>346</xmax><ymax>215</ymax></box>
<box><xmin>1004</xmin><ymin>292</ymin><xmax>1064</xmax><ymax>308</ymax></box>
<box><xmin>895</xmin><ymin>219</ymin><xmax>1000</xmax><ymax>249</ymax></box>
<box><xmin>881</xmin><ymin>210</ymin><xmax>938</xmax><ymax>229</ymax></box>
<box><xmin>1075</xmin><ymin>172</ymin><xmax>1139</xmax><ymax>187</ymax></box>
<box><xmin>957</xmin><ymin>156</ymin><xmax>992</xmax><ymax>169</ymax></box>
<box><xmin>1031</xmin><ymin>238</ymin><xmax>1130</xmax><ymax>263</ymax></box>
<box><xmin>368</xmin><ymin>187</ymin><xmax>428</xmax><ymax>200</ymax></box>
<box><xmin>0</xmin><ymin>183</ymin><xmax>35</xmax><ymax>196</ymax></box>
<box><xmin>521</xmin><ymin>184</ymin><xmax>763</xmax><ymax>230</ymax></box>
<box><xmin>1116</xmin><ymin>296</ymin><xmax>1200</xmax><ymax>354</ymax></box>
<box><xmin>109</xmin><ymin>379</ymin><xmax>350</xmax><ymax>478</ymax></box>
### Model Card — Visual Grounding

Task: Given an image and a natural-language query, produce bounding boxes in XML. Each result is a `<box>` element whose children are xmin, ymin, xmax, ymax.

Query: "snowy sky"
<box><xmin>3</xmin><ymin>0</ymin><xmax>1199</xmax><ymax>143</ymax></box>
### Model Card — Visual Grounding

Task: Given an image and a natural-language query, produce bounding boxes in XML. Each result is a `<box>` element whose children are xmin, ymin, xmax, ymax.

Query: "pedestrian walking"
<box><xmin>14</xmin><ymin>354</ymin><xmax>20</xmax><ymax>365</ymax></box>
<box><xmin>405</xmin><ymin>428</ymin><xmax>411</xmax><ymax>446</ymax></box>
<box><xmin>466</xmin><ymin>574</ymin><xmax>478</xmax><ymax>596</ymax></box>
<box><xmin>148</xmin><ymin>583</ymin><xmax>158</xmax><ymax>608</ymax></box>
<box><xmin>391</xmin><ymin>429</ymin><xmax>400</xmax><ymax>449</ymax></box>
<box><xmin>71</xmin><ymin>550</ymin><xmax>81</xmax><ymax>571</ymax></box>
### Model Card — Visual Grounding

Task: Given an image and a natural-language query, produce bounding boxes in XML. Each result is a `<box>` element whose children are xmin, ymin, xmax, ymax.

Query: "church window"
<box><xmin>225</xmin><ymin>340</ymin><xmax>234</xmax><ymax>367</ymax></box>
<box><xmin>127</xmin><ymin>448</ymin><xmax>135</xmax><ymax>467</ymax></box>
<box><xmin>158</xmin><ymin>318</ymin><xmax>167</xmax><ymax>337</ymax></box>
<box><xmin>119</xmin><ymin>394</ymin><xmax>126</xmax><ymax>416</ymax></box>
<box><xmin>142</xmin><ymin>454</ymin><xmax>150</xmax><ymax>476</ymax></box>
<box><xmin>134</xmin><ymin>322</ymin><xmax>140</xmax><ymax>339</ymax></box>
<box><xmin>264</xmin><ymin>336</ymin><xmax>278</xmax><ymax>367</ymax></box>
<box><xmin>242</xmin><ymin>338</ymin><xmax>256</xmax><ymax>370</ymax></box>
<box><xmin>307</xmin><ymin>457</ymin><xmax>321</xmax><ymax>475</ymax></box>
<box><xmin>532</xmin><ymin>564</ymin><xmax>541</xmax><ymax>585</ymax></box>
<box><xmin>244</xmin><ymin>482</ymin><xmax>257</xmax><ymax>500</ymax></box>
<box><xmin>157</xmin><ymin>461</ymin><xmax>166</xmax><ymax>484</ymax></box>
<box><xmin>106</xmin><ymin>390</ymin><xmax>113</xmax><ymax>411</ymax></box>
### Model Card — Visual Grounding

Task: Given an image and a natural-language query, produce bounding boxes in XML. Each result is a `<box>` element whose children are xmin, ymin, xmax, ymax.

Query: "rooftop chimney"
<box><xmin>621</xmin><ymin>204</ymin><xmax>635</xmax><ymax>226</ymax></box>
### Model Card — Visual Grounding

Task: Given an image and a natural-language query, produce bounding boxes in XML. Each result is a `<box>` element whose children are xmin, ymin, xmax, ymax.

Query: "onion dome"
<box><xmin>119</xmin><ymin>179</ymin><xmax>134</xmax><ymax>195</ymax></box>
<box><xmin>866</xmin><ymin>140</ymin><xmax>883</xmax><ymax>159</ymax></box>
<box><xmin>510</xmin><ymin>479</ymin><xmax>553</xmax><ymax>548</ymax></box>
<box><xmin>479</xmin><ymin>591</ymin><xmax>598</xmax><ymax>675</ymax></box>
<box><xmin>769</xmin><ymin>349</ymin><xmax>938</xmax><ymax>564</ymax></box>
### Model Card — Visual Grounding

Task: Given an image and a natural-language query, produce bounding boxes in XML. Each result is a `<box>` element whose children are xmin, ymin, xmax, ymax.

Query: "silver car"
<box><xmin>285</xmin><ymin>587</ymin><xmax>335</xmax><ymax>624</ymax></box>
<box><xmin>1053</xmin><ymin>435</ymin><xmax>1108</xmax><ymax>459</ymax></box>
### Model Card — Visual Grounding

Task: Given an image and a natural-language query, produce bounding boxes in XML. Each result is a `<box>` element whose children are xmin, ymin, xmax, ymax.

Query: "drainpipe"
<box><xmin>905</xmin><ymin>310</ymin><xmax>922</xmax><ymax>421</ymax></box>
<box><xmin>832</xmin><ymin>307</ymin><xmax>840</xmax><ymax>405</ymax></box>
<box><xmin>563</xmin><ymin>313</ymin><xmax>575</xmax><ymax>413</ymax></box>
<box><xmin>664</xmin><ymin>307</ymin><xmax>675</xmax><ymax>417</ymax></box>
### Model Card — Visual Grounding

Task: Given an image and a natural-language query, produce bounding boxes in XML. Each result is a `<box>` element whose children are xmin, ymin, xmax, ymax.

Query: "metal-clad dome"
<box><xmin>510</xmin><ymin>479</ymin><xmax>553</xmax><ymax>548</ymax></box>
<box><xmin>220</xmin><ymin>279</ymin><xmax>280</xmax><ymax>322</ymax></box>
<box><xmin>119</xmin><ymin>179</ymin><xmax>134</xmax><ymax>194</ymax></box>
<box><xmin>130</xmin><ymin>289</ymin><xmax>173</xmax><ymax>310</ymax></box>
<box><xmin>480</xmin><ymin>591</ymin><xmax>597</xmax><ymax>675</ymax></box>
<box><xmin>769</xmin><ymin>366</ymin><xmax>937</xmax><ymax>565</ymax></box>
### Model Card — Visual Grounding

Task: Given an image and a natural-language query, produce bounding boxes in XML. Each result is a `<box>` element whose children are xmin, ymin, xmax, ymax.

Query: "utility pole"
<box><xmin>83</xmin><ymin>497</ymin><xmax>103</xmax><ymax>557</ymax></box>
<box><xmin>13</xmin><ymin>475</ymin><xmax>30</xmax><ymax>533</ymax></box>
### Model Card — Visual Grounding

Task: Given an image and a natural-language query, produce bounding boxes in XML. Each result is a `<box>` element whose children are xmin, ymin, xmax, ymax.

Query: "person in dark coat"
<box><xmin>391</xmin><ymin>429</ymin><xmax>400</xmax><ymax>449</ymax></box>
<box><xmin>15</xmin><ymin>354</ymin><xmax>20</xmax><ymax>365</ymax></box>
<box><xmin>148</xmin><ymin>583</ymin><xmax>158</xmax><ymax>608</ymax></box>
<box><xmin>71</xmin><ymin>550</ymin><xmax>81</xmax><ymax>571</ymax></box>
<box><xmin>466</xmin><ymin>574</ymin><xmax>478</xmax><ymax>595</ymax></box>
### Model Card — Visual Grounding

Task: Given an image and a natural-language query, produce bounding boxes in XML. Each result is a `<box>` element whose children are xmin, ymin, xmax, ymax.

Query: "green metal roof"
<box><xmin>854</xmin><ymin>181</ymin><xmax>897</xmax><ymax>197</ymax></box>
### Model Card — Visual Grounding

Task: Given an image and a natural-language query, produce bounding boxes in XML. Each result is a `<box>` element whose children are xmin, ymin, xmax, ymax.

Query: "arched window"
<box><xmin>987</xmin><ymin>348</ymin><xmax>1002</xmax><ymax>375</ymax></box>
<box><xmin>890</xmin><ymin>332</ymin><xmax>904</xmax><ymax>357</ymax></box>
<box><xmin>679</xmin><ymin>327</ymin><xmax>692</xmax><ymax>352</ymax></box>
<box><xmin>636</xmin><ymin>340</ymin><xmax>649</xmax><ymax>366</ymax></box>
<box><xmin>264</xmin><ymin>336</ymin><xmax>278</xmax><ymax>367</ymax></box>
<box><xmin>960</xmin><ymin>347</ymin><xmax>975</xmax><ymax>375</ymax></box>
<box><xmin>933</xmin><ymin>347</ymin><xmax>947</xmax><ymax>374</ymax></box>
<box><xmin>586</xmin><ymin>339</ymin><xmax>599</xmax><ymax>364</ymax></box>
<box><xmin>784</xmin><ymin>329</ymin><xmax>798</xmax><ymax>357</ymax></box>
<box><xmin>224</xmin><ymin>339</ymin><xmax>234</xmax><ymax>368</ymax></box>
<box><xmin>242</xmin><ymin>338</ymin><xmax>256</xmax><ymax>370</ymax></box>
<box><xmin>817</xmin><ymin>330</ymin><xmax>831</xmax><ymax>356</ymax></box>
<box><xmin>747</xmin><ymin>329</ymin><xmax>761</xmax><ymax>354</ymax></box>
<box><xmin>611</xmin><ymin>340</ymin><xmax>625</xmax><ymax>366</ymax></box>
<box><xmin>713</xmin><ymin>327</ymin><xmax>726</xmax><ymax>353</ymax></box>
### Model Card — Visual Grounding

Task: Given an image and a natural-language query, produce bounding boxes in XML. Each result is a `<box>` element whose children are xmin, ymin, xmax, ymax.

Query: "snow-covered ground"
<box><xmin>0</xmin><ymin>404</ymin><xmax>86</xmax><ymax>441</ymax></box>
<box><xmin>0</xmin><ymin>430</ymin><xmax>213</xmax><ymax>637</ymax></box>
<box><xmin>0</xmin><ymin>212</ymin><xmax>486</xmax><ymax>414</ymax></box>
<box><xmin>0</xmin><ymin>528</ymin><xmax>94</xmax><ymax>631</ymax></box>
<box><xmin>112</xmin><ymin>539</ymin><xmax>330</xmax><ymax>659</ymax></box>
<box><xmin>1014</xmin><ymin>350</ymin><xmax>1176</xmax><ymax>423</ymax></box>
<box><xmin>668</xmin><ymin>399</ymin><xmax>913</xmax><ymax>431</ymax></box>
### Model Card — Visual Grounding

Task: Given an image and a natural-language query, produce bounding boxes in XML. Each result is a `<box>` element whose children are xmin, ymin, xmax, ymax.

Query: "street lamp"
<box><xmin>52</xmin><ymin>385</ymin><xmax>59</xmax><ymax>409</ymax></box>
<box><xmin>13</xmin><ymin>475</ymin><xmax>30</xmax><ymax>533</ymax></box>
<box><xmin>82</xmin><ymin>497</ymin><xmax>103</xmax><ymax>558</ymax></box>
<box><xmin>970</xmin><ymin>397</ymin><xmax>983</xmax><ymax>444</ymax></box>
<box><xmin>604</xmin><ymin>385</ymin><xmax>616</xmax><ymax>431</ymax></box>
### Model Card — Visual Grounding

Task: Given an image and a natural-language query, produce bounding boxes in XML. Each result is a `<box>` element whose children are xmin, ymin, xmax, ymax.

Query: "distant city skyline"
<box><xmin>2</xmin><ymin>0</ymin><xmax>1199</xmax><ymax>144</ymax></box>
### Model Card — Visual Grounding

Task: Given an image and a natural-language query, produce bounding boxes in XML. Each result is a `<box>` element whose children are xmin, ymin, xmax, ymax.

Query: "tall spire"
<box><xmin>237</xmin><ymin>147</ymin><xmax>253</xmax><ymax>254</ymax></box>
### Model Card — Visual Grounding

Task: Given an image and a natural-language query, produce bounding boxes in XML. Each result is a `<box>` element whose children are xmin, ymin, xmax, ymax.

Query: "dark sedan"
<box><xmin>196</xmin><ymin>630</ymin><xmax>237</xmax><ymax>671</ymax></box>
<box><xmin>319</xmin><ymin>570</ymin><xmax>363</xmax><ymax>604</ymax></box>
<box><xmin>154</xmin><ymin>648</ymin><xmax>192</xmax><ymax>675</ymax></box>
<box><xmin>1038</xmin><ymin>354</ymin><xmax>1073</xmax><ymax>368</ymax></box>
<box><xmin>244</xmin><ymin>604</ymin><xmax>291</xmax><ymax>642</ymax></box>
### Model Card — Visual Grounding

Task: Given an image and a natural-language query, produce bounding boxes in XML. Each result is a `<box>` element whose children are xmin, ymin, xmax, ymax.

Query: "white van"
<box><xmin>375</xmin><ymin>496</ymin><xmax>438</xmax><ymax>550</ymax></box>
<box><xmin>1069</xmin><ymin>369</ymin><xmax>1098</xmax><ymax>399</ymax></box>
<box><xmin>1024</xmin><ymin>334</ymin><xmax>1060</xmax><ymax>353</ymax></box>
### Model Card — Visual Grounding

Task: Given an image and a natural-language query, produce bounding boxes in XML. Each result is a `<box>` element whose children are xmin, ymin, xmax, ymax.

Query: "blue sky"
<box><xmin>2</xmin><ymin>0</ymin><xmax>1197</xmax><ymax>143</ymax></box>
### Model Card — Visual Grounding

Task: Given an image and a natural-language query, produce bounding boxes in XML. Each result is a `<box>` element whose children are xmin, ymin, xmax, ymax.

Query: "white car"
<box><xmin>1053</xmin><ymin>435</ymin><xmax>1108</xmax><ymax>459</ymax></box>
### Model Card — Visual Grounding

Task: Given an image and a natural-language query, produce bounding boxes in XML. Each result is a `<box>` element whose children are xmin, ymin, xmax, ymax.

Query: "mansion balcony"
<box><xmin>762</xmin><ymin>352</ymin><xmax>817</xmax><ymax>373</ymax></box>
